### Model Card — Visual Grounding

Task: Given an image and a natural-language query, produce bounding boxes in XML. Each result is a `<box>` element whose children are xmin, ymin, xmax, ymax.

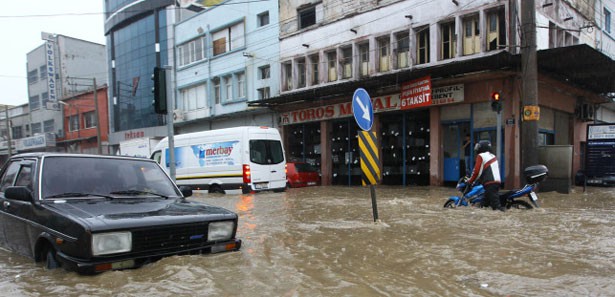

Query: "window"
<box><xmin>69</xmin><ymin>115</ymin><xmax>79</xmax><ymax>132</ymax></box>
<box><xmin>178</xmin><ymin>36</ymin><xmax>206</xmax><ymax>67</ymax></box>
<box><xmin>309</xmin><ymin>54</ymin><xmax>319</xmax><ymax>85</ymax></box>
<box><xmin>258</xmin><ymin>65</ymin><xmax>271</xmax><ymax>79</ymax></box>
<box><xmin>487</xmin><ymin>9</ymin><xmax>506</xmax><ymax>51</ymax></box>
<box><xmin>378</xmin><ymin>37</ymin><xmax>390</xmax><ymax>72</ymax></box>
<box><xmin>31</xmin><ymin>123</ymin><xmax>42</xmax><ymax>134</ymax></box>
<box><xmin>463</xmin><ymin>15</ymin><xmax>480</xmax><ymax>55</ymax></box>
<box><xmin>41</xmin><ymin>92</ymin><xmax>49</xmax><ymax>109</ymax></box>
<box><xmin>39</xmin><ymin>65</ymin><xmax>47</xmax><ymax>80</ymax></box>
<box><xmin>249</xmin><ymin>140</ymin><xmax>284</xmax><ymax>165</ymax></box>
<box><xmin>84</xmin><ymin>111</ymin><xmax>97</xmax><ymax>128</ymax></box>
<box><xmin>213</xmin><ymin>78</ymin><xmax>221</xmax><ymax>104</ymax></box>
<box><xmin>605</xmin><ymin>8</ymin><xmax>612</xmax><ymax>34</ymax></box>
<box><xmin>416</xmin><ymin>27</ymin><xmax>430</xmax><ymax>64</ymax></box>
<box><xmin>12</xmin><ymin>126</ymin><xmax>23</xmax><ymax>139</ymax></box>
<box><xmin>359</xmin><ymin>43</ymin><xmax>369</xmax><ymax>77</ymax></box>
<box><xmin>299</xmin><ymin>5</ymin><xmax>316</xmax><ymax>29</ymax></box>
<box><xmin>396</xmin><ymin>32</ymin><xmax>410</xmax><ymax>68</ymax></box>
<box><xmin>341</xmin><ymin>47</ymin><xmax>353</xmax><ymax>79</ymax></box>
<box><xmin>180</xmin><ymin>83</ymin><xmax>207</xmax><ymax>110</ymax></box>
<box><xmin>223</xmin><ymin>75</ymin><xmax>232</xmax><ymax>101</ymax></box>
<box><xmin>28</xmin><ymin>69</ymin><xmax>38</xmax><ymax>84</ymax></box>
<box><xmin>43</xmin><ymin>119</ymin><xmax>54</xmax><ymax>133</ymax></box>
<box><xmin>441</xmin><ymin>21</ymin><xmax>456</xmax><ymax>60</ymax></box>
<box><xmin>0</xmin><ymin>161</ymin><xmax>19</xmax><ymax>192</ymax></box>
<box><xmin>236</xmin><ymin>72</ymin><xmax>246</xmax><ymax>98</ymax></box>
<box><xmin>283</xmin><ymin>62</ymin><xmax>292</xmax><ymax>91</ymax></box>
<box><xmin>258</xmin><ymin>87</ymin><xmax>270</xmax><ymax>100</ymax></box>
<box><xmin>14</xmin><ymin>164</ymin><xmax>33</xmax><ymax>191</ymax></box>
<box><xmin>297</xmin><ymin>58</ymin><xmax>306</xmax><ymax>88</ymax></box>
<box><xmin>258</xmin><ymin>11</ymin><xmax>269</xmax><ymax>27</ymax></box>
<box><xmin>327</xmin><ymin>51</ymin><xmax>337</xmax><ymax>82</ymax></box>
<box><xmin>29</xmin><ymin>95</ymin><xmax>40</xmax><ymax>110</ymax></box>
<box><xmin>212</xmin><ymin>22</ymin><xmax>245</xmax><ymax>56</ymax></box>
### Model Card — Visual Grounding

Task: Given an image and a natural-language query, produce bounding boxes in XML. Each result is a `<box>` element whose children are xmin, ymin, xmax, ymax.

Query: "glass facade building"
<box><xmin>104</xmin><ymin>0</ymin><xmax>174</xmax><ymax>139</ymax></box>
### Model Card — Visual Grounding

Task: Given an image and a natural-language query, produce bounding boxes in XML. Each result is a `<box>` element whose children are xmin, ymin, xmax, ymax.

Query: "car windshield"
<box><xmin>41</xmin><ymin>156</ymin><xmax>179</xmax><ymax>199</ymax></box>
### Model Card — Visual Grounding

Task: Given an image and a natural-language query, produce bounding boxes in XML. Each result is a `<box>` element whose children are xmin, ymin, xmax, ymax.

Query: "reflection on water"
<box><xmin>1</xmin><ymin>186</ymin><xmax>614</xmax><ymax>296</ymax></box>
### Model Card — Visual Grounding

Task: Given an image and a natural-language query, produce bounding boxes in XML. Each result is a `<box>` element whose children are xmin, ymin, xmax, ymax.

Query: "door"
<box><xmin>443</xmin><ymin>124</ymin><xmax>462</xmax><ymax>182</ymax></box>
<box><xmin>443</xmin><ymin>123</ymin><xmax>471</xmax><ymax>182</ymax></box>
<box><xmin>248</xmin><ymin>137</ymin><xmax>286</xmax><ymax>189</ymax></box>
<box><xmin>0</xmin><ymin>159</ymin><xmax>36</xmax><ymax>254</ymax></box>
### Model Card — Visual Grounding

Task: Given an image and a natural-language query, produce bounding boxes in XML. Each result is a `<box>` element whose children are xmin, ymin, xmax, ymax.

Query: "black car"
<box><xmin>0</xmin><ymin>153</ymin><xmax>241</xmax><ymax>274</ymax></box>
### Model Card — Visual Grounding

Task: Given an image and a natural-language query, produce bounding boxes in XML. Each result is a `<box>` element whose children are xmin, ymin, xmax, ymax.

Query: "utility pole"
<box><xmin>4</xmin><ymin>105</ymin><xmax>11</xmax><ymax>157</ymax></box>
<box><xmin>93</xmin><ymin>78</ymin><xmax>102</xmax><ymax>154</ymax></box>
<box><xmin>521</xmin><ymin>0</ymin><xmax>539</xmax><ymax>169</ymax></box>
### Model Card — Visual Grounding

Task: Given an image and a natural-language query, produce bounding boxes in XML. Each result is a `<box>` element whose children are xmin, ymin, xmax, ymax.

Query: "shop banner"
<box><xmin>279</xmin><ymin>83</ymin><xmax>464</xmax><ymax>126</ymax></box>
<box><xmin>400</xmin><ymin>76</ymin><xmax>432</xmax><ymax>110</ymax></box>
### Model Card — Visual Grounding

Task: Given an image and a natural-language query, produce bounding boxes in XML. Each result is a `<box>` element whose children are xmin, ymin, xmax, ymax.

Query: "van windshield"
<box><xmin>249</xmin><ymin>140</ymin><xmax>284</xmax><ymax>165</ymax></box>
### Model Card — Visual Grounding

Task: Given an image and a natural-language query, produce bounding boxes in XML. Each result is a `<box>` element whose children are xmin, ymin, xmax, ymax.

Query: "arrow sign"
<box><xmin>352</xmin><ymin>88</ymin><xmax>374</xmax><ymax>131</ymax></box>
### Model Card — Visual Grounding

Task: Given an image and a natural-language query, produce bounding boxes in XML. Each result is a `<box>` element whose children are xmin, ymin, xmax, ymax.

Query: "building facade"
<box><xmin>248</xmin><ymin>0</ymin><xmax>615</xmax><ymax>188</ymax></box>
<box><xmin>57</xmin><ymin>86</ymin><xmax>110</xmax><ymax>154</ymax></box>
<box><xmin>104</xmin><ymin>0</ymin><xmax>208</xmax><ymax>152</ymax></box>
<box><xmin>173</xmin><ymin>0</ymin><xmax>280</xmax><ymax>132</ymax></box>
<box><xmin>26</xmin><ymin>34</ymin><xmax>107</xmax><ymax>150</ymax></box>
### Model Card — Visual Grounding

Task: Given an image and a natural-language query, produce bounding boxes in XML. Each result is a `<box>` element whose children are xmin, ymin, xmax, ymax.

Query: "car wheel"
<box><xmin>209</xmin><ymin>185</ymin><xmax>225</xmax><ymax>194</ymax></box>
<box><xmin>45</xmin><ymin>248</ymin><xmax>60</xmax><ymax>270</ymax></box>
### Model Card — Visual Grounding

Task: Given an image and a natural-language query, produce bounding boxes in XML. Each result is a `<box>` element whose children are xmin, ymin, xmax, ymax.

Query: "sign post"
<box><xmin>352</xmin><ymin>88</ymin><xmax>381</xmax><ymax>222</ymax></box>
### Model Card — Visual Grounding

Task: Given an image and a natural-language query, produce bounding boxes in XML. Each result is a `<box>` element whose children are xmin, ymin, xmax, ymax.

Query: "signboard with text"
<box><xmin>400</xmin><ymin>76</ymin><xmax>432</xmax><ymax>110</ymax></box>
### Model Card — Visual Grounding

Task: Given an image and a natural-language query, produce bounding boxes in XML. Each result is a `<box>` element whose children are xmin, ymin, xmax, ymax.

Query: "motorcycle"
<box><xmin>443</xmin><ymin>165</ymin><xmax>548</xmax><ymax>210</ymax></box>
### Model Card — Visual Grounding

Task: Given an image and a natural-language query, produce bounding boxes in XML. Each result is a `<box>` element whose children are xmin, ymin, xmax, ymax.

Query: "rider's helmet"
<box><xmin>474</xmin><ymin>140</ymin><xmax>492</xmax><ymax>154</ymax></box>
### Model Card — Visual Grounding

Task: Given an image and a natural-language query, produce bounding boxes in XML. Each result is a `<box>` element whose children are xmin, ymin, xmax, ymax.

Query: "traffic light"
<box><xmin>152</xmin><ymin>67</ymin><xmax>167</xmax><ymax>114</ymax></box>
<box><xmin>490</xmin><ymin>91</ymin><xmax>502</xmax><ymax>112</ymax></box>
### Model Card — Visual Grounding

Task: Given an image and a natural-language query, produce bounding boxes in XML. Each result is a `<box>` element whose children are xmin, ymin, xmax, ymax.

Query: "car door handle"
<box><xmin>271</xmin><ymin>170</ymin><xmax>277</xmax><ymax>173</ymax></box>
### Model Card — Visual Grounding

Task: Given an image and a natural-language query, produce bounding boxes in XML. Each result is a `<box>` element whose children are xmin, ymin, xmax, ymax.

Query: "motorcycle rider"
<box><xmin>467</xmin><ymin>140</ymin><xmax>505</xmax><ymax>212</ymax></box>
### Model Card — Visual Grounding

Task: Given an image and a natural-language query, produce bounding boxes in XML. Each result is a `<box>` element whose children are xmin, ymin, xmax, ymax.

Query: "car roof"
<box><xmin>9</xmin><ymin>152</ymin><xmax>156</xmax><ymax>163</ymax></box>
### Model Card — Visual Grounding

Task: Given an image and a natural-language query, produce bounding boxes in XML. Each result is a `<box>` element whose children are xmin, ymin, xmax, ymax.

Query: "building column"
<box><xmin>429</xmin><ymin>107</ymin><xmax>442</xmax><ymax>186</ymax></box>
<box><xmin>320</xmin><ymin>120</ymin><xmax>332</xmax><ymax>186</ymax></box>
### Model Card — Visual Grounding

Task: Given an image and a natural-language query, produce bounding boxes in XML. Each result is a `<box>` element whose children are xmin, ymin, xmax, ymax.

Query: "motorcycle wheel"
<box><xmin>443</xmin><ymin>200</ymin><xmax>456</xmax><ymax>208</ymax></box>
<box><xmin>507</xmin><ymin>200</ymin><xmax>533</xmax><ymax>210</ymax></box>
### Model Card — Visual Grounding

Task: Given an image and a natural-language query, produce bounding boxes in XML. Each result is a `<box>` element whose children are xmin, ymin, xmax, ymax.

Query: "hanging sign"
<box><xmin>400</xmin><ymin>76</ymin><xmax>432</xmax><ymax>110</ymax></box>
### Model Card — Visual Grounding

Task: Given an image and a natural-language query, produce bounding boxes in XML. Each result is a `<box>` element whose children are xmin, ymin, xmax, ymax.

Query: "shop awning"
<box><xmin>248</xmin><ymin>44</ymin><xmax>615</xmax><ymax>108</ymax></box>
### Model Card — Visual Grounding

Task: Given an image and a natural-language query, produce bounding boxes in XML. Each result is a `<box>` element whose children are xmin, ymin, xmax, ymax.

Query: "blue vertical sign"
<box><xmin>352</xmin><ymin>88</ymin><xmax>374</xmax><ymax>131</ymax></box>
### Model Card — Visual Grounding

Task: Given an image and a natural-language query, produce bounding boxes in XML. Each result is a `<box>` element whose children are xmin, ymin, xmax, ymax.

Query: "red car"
<box><xmin>286</xmin><ymin>162</ymin><xmax>321</xmax><ymax>188</ymax></box>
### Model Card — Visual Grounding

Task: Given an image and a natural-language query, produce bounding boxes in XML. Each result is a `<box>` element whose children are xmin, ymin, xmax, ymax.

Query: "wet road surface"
<box><xmin>1</xmin><ymin>185</ymin><xmax>614</xmax><ymax>296</ymax></box>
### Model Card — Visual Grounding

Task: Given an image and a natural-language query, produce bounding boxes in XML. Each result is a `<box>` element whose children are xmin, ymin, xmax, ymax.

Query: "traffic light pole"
<box><xmin>164</xmin><ymin>68</ymin><xmax>176</xmax><ymax>182</ymax></box>
<box><xmin>496</xmin><ymin>109</ymin><xmax>502</xmax><ymax>163</ymax></box>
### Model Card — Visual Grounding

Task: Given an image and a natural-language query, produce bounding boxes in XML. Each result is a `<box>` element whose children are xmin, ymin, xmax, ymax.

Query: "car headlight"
<box><xmin>208</xmin><ymin>221</ymin><xmax>234</xmax><ymax>241</ymax></box>
<box><xmin>92</xmin><ymin>232</ymin><xmax>132</xmax><ymax>256</ymax></box>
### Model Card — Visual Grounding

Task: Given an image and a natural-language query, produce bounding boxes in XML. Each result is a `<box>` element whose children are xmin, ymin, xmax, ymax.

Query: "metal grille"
<box><xmin>131</xmin><ymin>222</ymin><xmax>209</xmax><ymax>253</ymax></box>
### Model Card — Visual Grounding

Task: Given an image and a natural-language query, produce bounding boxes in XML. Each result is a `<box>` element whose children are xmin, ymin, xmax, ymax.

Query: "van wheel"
<box><xmin>209</xmin><ymin>185</ymin><xmax>225</xmax><ymax>194</ymax></box>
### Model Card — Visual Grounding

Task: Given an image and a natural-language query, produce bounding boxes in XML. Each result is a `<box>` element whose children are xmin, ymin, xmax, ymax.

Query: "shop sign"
<box><xmin>432</xmin><ymin>84</ymin><xmax>464</xmax><ymax>105</ymax></box>
<box><xmin>280</xmin><ymin>95</ymin><xmax>399</xmax><ymax>125</ymax></box>
<box><xmin>400</xmin><ymin>76</ymin><xmax>432</xmax><ymax>110</ymax></box>
<box><xmin>46</xmin><ymin>41</ymin><xmax>57</xmax><ymax>102</ymax></box>
<box><xmin>16</xmin><ymin>133</ymin><xmax>56</xmax><ymax>151</ymax></box>
<box><xmin>523</xmin><ymin>105</ymin><xmax>540</xmax><ymax>121</ymax></box>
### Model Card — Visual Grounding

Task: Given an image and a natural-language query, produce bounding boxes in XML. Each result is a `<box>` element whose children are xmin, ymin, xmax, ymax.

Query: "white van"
<box><xmin>151</xmin><ymin>126</ymin><xmax>286</xmax><ymax>194</ymax></box>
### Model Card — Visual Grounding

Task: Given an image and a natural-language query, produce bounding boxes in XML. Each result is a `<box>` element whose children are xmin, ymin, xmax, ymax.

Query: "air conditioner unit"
<box><xmin>56</xmin><ymin>129</ymin><xmax>64</xmax><ymax>138</ymax></box>
<box><xmin>173</xmin><ymin>109</ymin><xmax>184</xmax><ymax>121</ymax></box>
<box><xmin>576</xmin><ymin>103</ymin><xmax>595</xmax><ymax>122</ymax></box>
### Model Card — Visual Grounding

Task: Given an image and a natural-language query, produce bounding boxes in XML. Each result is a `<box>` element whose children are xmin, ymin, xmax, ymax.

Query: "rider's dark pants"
<box><xmin>484</xmin><ymin>183</ymin><xmax>501</xmax><ymax>210</ymax></box>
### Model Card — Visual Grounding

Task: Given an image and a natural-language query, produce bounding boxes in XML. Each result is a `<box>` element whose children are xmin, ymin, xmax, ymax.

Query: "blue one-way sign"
<box><xmin>352</xmin><ymin>88</ymin><xmax>374</xmax><ymax>131</ymax></box>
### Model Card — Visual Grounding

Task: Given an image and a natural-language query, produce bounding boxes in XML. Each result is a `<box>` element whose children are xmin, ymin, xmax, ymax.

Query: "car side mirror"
<box><xmin>5</xmin><ymin>186</ymin><xmax>34</xmax><ymax>203</ymax></box>
<box><xmin>179</xmin><ymin>186</ymin><xmax>193</xmax><ymax>198</ymax></box>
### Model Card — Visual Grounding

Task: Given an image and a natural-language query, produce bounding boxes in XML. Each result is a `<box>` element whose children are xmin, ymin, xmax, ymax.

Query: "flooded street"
<box><xmin>1</xmin><ymin>186</ymin><xmax>614</xmax><ymax>296</ymax></box>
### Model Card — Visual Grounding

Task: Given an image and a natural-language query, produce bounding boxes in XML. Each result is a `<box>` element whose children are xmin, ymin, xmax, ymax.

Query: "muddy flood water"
<box><xmin>1</xmin><ymin>186</ymin><xmax>614</xmax><ymax>296</ymax></box>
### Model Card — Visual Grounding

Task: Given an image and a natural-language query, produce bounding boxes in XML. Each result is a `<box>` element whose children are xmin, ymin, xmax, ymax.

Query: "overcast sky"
<box><xmin>0</xmin><ymin>1</ymin><xmax>106</xmax><ymax>106</ymax></box>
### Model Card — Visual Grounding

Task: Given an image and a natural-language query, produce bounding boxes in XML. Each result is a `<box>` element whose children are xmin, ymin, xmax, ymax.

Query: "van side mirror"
<box><xmin>5</xmin><ymin>186</ymin><xmax>34</xmax><ymax>202</ymax></box>
<box><xmin>179</xmin><ymin>186</ymin><xmax>193</xmax><ymax>198</ymax></box>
